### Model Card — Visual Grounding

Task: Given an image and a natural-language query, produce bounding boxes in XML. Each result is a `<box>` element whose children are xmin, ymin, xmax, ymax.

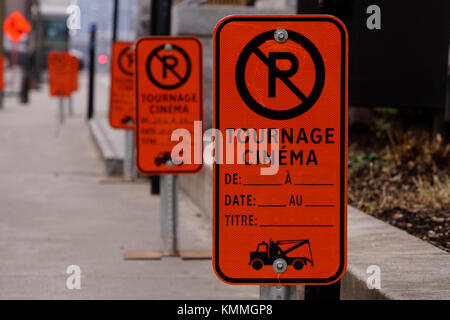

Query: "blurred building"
<box><xmin>70</xmin><ymin>0</ymin><xmax>138</xmax><ymax>71</ymax></box>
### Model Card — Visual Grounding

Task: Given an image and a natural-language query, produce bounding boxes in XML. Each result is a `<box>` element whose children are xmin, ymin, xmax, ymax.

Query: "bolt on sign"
<box><xmin>109</xmin><ymin>42</ymin><xmax>135</xmax><ymax>130</ymax></box>
<box><xmin>213</xmin><ymin>16</ymin><xmax>348</xmax><ymax>285</ymax></box>
<box><xmin>135</xmin><ymin>36</ymin><xmax>203</xmax><ymax>174</ymax></box>
<box><xmin>3</xmin><ymin>11</ymin><xmax>31</xmax><ymax>43</ymax></box>
<box><xmin>48</xmin><ymin>51</ymin><xmax>74</xmax><ymax>97</ymax></box>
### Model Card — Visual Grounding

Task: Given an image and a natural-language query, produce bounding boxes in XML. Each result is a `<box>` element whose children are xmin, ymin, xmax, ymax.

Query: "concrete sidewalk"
<box><xmin>0</xmin><ymin>74</ymin><xmax>258</xmax><ymax>299</ymax></box>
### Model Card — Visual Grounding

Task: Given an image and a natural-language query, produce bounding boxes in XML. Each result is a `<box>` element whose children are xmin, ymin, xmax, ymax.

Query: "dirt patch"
<box><xmin>348</xmin><ymin>109</ymin><xmax>450</xmax><ymax>252</ymax></box>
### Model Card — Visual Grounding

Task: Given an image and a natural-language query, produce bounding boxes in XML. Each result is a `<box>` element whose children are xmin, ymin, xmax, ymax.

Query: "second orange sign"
<box><xmin>135</xmin><ymin>36</ymin><xmax>203</xmax><ymax>175</ymax></box>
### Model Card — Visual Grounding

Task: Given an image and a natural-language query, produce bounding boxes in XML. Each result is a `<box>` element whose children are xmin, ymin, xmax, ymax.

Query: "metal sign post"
<box><xmin>260</xmin><ymin>258</ymin><xmax>296</xmax><ymax>300</ymax></box>
<box><xmin>68</xmin><ymin>96</ymin><xmax>73</xmax><ymax>116</ymax></box>
<box><xmin>58</xmin><ymin>97</ymin><xmax>64</xmax><ymax>124</ymax></box>
<box><xmin>160</xmin><ymin>165</ymin><xmax>178</xmax><ymax>256</ymax></box>
<box><xmin>260</xmin><ymin>285</ymin><xmax>296</xmax><ymax>300</ymax></box>
<box><xmin>123</xmin><ymin>125</ymin><xmax>136</xmax><ymax>180</ymax></box>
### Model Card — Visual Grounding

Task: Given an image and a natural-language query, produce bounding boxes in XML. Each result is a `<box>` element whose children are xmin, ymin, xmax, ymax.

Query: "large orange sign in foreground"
<box><xmin>213</xmin><ymin>16</ymin><xmax>348</xmax><ymax>285</ymax></box>
<box><xmin>109</xmin><ymin>42</ymin><xmax>135</xmax><ymax>129</ymax></box>
<box><xmin>135</xmin><ymin>36</ymin><xmax>203</xmax><ymax>174</ymax></box>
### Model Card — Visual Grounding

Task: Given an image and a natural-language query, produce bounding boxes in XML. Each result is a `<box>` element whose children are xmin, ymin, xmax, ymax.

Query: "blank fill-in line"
<box><xmin>260</xmin><ymin>225</ymin><xmax>334</xmax><ymax>228</ymax></box>
<box><xmin>295</xmin><ymin>184</ymin><xmax>334</xmax><ymax>186</ymax></box>
<box><xmin>304</xmin><ymin>204</ymin><xmax>335</xmax><ymax>207</ymax></box>
<box><xmin>258</xmin><ymin>205</ymin><xmax>287</xmax><ymax>208</ymax></box>
<box><xmin>243</xmin><ymin>183</ymin><xmax>283</xmax><ymax>186</ymax></box>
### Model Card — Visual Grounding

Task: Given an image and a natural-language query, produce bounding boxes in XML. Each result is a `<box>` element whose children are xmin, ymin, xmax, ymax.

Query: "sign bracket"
<box><xmin>260</xmin><ymin>285</ymin><xmax>296</xmax><ymax>300</ymax></box>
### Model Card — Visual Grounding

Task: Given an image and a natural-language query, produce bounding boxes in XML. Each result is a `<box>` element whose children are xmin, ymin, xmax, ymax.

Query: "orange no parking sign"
<box><xmin>109</xmin><ymin>42</ymin><xmax>135</xmax><ymax>129</ymax></box>
<box><xmin>135</xmin><ymin>36</ymin><xmax>203</xmax><ymax>174</ymax></box>
<box><xmin>213</xmin><ymin>16</ymin><xmax>348</xmax><ymax>285</ymax></box>
<box><xmin>48</xmin><ymin>51</ymin><xmax>73</xmax><ymax>97</ymax></box>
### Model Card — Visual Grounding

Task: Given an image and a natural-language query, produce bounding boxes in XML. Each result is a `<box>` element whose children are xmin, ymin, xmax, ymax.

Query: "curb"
<box><xmin>87</xmin><ymin>118</ymin><xmax>124</xmax><ymax>176</ymax></box>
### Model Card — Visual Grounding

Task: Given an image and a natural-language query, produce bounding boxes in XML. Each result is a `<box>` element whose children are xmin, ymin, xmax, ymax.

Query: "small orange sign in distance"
<box><xmin>135</xmin><ymin>36</ymin><xmax>203</xmax><ymax>174</ymax></box>
<box><xmin>213</xmin><ymin>15</ymin><xmax>348</xmax><ymax>285</ymax></box>
<box><xmin>3</xmin><ymin>11</ymin><xmax>32</xmax><ymax>43</ymax></box>
<box><xmin>48</xmin><ymin>51</ymin><xmax>73</xmax><ymax>97</ymax></box>
<box><xmin>109</xmin><ymin>42</ymin><xmax>135</xmax><ymax>130</ymax></box>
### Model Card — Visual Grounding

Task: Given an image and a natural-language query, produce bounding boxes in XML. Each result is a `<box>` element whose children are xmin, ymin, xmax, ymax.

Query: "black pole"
<box><xmin>20</xmin><ymin>0</ymin><xmax>33</xmax><ymax>104</ymax></box>
<box><xmin>20</xmin><ymin>54</ymin><xmax>31</xmax><ymax>104</ymax></box>
<box><xmin>112</xmin><ymin>0</ymin><xmax>119</xmax><ymax>42</ymax></box>
<box><xmin>296</xmin><ymin>0</ymin><xmax>320</xmax><ymax>14</ymax></box>
<box><xmin>298</xmin><ymin>0</ymin><xmax>342</xmax><ymax>300</ymax></box>
<box><xmin>305</xmin><ymin>281</ymin><xmax>341</xmax><ymax>300</ymax></box>
<box><xmin>148</xmin><ymin>0</ymin><xmax>172</xmax><ymax>195</ymax></box>
<box><xmin>87</xmin><ymin>23</ymin><xmax>97</xmax><ymax>120</ymax></box>
<box><xmin>151</xmin><ymin>0</ymin><xmax>172</xmax><ymax>35</ymax></box>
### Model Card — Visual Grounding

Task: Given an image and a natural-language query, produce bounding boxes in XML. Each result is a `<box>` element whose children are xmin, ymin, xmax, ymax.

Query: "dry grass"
<box><xmin>348</xmin><ymin>131</ymin><xmax>450</xmax><ymax>251</ymax></box>
<box><xmin>413</xmin><ymin>175</ymin><xmax>450</xmax><ymax>212</ymax></box>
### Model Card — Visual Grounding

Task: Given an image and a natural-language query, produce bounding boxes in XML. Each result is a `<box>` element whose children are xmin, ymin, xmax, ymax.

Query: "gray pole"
<box><xmin>259</xmin><ymin>256</ymin><xmax>296</xmax><ymax>300</ymax></box>
<box><xmin>123</xmin><ymin>121</ymin><xmax>136</xmax><ymax>180</ymax></box>
<box><xmin>59</xmin><ymin>97</ymin><xmax>65</xmax><ymax>124</ymax></box>
<box><xmin>68</xmin><ymin>96</ymin><xmax>73</xmax><ymax>116</ymax></box>
<box><xmin>160</xmin><ymin>168</ymin><xmax>178</xmax><ymax>255</ymax></box>
<box><xmin>260</xmin><ymin>286</ymin><xmax>296</xmax><ymax>300</ymax></box>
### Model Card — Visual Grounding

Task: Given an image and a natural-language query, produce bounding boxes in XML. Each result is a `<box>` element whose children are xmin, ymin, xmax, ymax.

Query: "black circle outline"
<box><xmin>235</xmin><ymin>29</ymin><xmax>325</xmax><ymax>120</ymax></box>
<box><xmin>117</xmin><ymin>46</ymin><xmax>134</xmax><ymax>76</ymax></box>
<box><xmin>146</xmin><ymin>44</ymin><xmax>191</xmax><ymax>90</ymax></box>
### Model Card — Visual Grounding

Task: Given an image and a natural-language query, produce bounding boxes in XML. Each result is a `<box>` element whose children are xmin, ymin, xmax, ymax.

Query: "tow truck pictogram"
<box><xmin>249</xmin><ymin>239</ymin><xmax>314</xmax><ymax>271</ymax></box>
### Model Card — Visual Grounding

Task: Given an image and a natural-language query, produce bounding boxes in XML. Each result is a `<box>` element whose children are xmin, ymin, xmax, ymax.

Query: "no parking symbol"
<box><xmin>146</xmin><ymin>44</ymin><xmax>192</xmax><ymax>90</ymax></box>
<box><xmin>235</xmin><ymin>29</ymin><xmax>325</xmax><ymax>120</ymax></box>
